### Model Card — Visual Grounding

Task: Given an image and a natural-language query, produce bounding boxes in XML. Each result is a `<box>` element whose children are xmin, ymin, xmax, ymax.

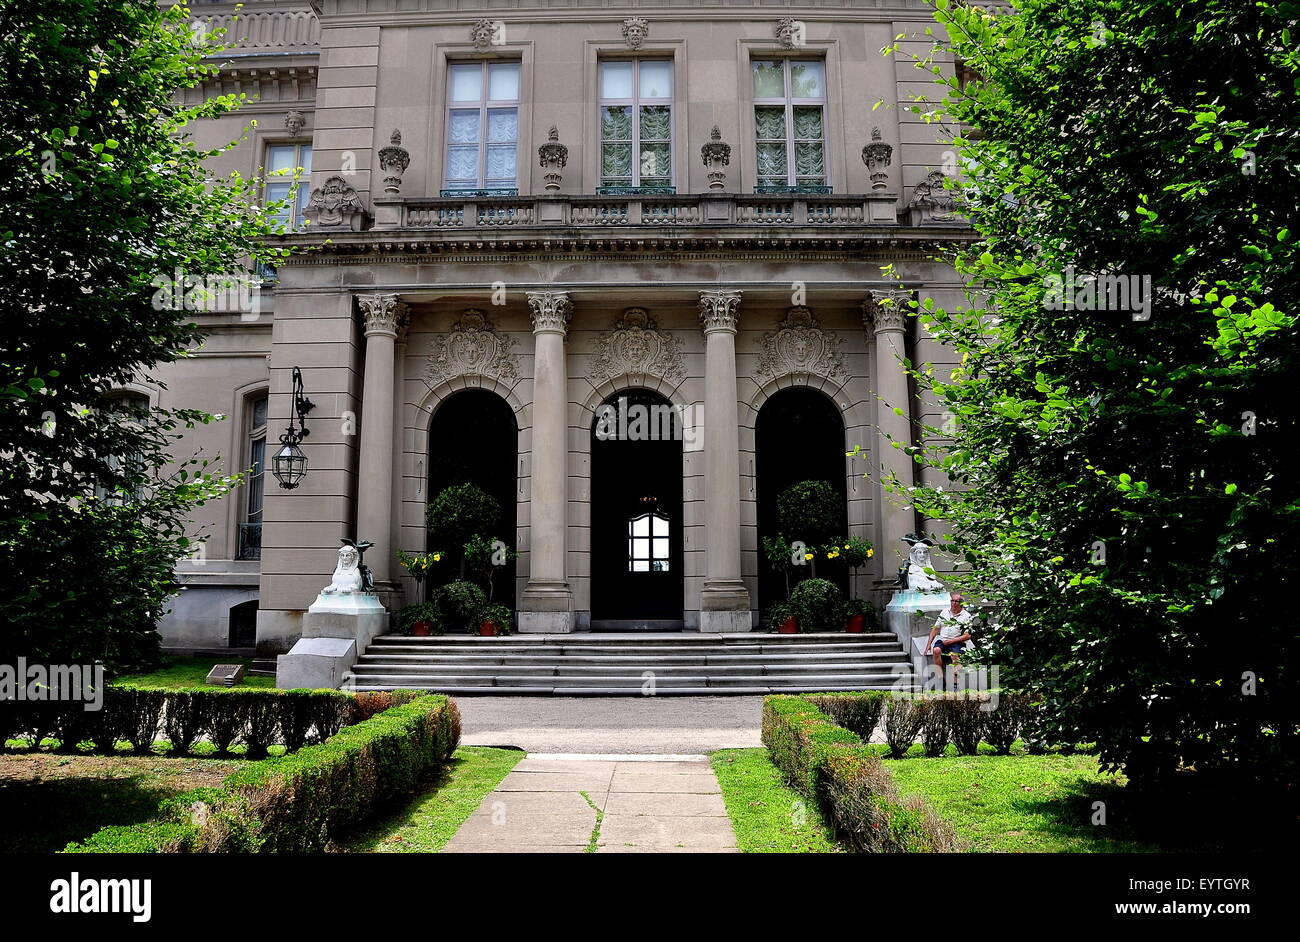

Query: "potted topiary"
<box><xmin>479</xmin><ymin>602</ymin><xmax>513</xmax><ymax>637</ymax></box>
<box><xmin>788</xmin><ymin>577</ymin><xmax>845</xmax><ymax>633</ymax></box>
<box><xmin>765</xmin><ymin>601</ymin><xmax>798</xmax><ymax>634</ymax></box>
<box><xmin>396</xmin><ymin>601</ymin><xmax>439</xmax><ymax>637</ymax></box>
<box><xmin>435</xmin><ymin>579</ymin><xmax>488</xmax><ymax>635</ymax></box>
<box><xmin>842</xmin><ymin>597</ymin><xmax>872</xmax><ymax>634</ymax></box>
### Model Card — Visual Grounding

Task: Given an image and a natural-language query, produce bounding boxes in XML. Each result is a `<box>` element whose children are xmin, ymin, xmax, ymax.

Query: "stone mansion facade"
<box><xmin>155</xmin><ymin>0</ymin><xmax>971</xmax><ymax>655</ymax></box>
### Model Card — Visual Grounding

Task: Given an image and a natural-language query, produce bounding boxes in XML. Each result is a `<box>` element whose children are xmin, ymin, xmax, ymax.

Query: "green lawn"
<box><xmin>0</xmin><ymin>752</ymin><xmax>247</xmax><ymax>853</ymax></box>
<box><xmin>885</xmin><ymin>753</ymin><xmax>1165</xmax><ymax>852</ymax></box>
<box><xmin>710</xmin><ymin>748</ymin><xmax>842</xmax><ymax>853</ymax></box>
<box><xmin>113</xmin><ymin>656</ymin><xmax>275</xmax><ymax>689</ymax></box>
<box><xmin>343</xmin><ymin>746</ymin><xmax>523</xmax><ymax>852</ymax></box>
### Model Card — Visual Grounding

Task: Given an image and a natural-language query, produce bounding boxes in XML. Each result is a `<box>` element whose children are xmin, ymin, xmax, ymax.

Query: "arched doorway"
<box><xmin>590</xmin><ymin>389</ymin><xmax>684</xmax><ymax>628</ymax></box>
<box><xmin>755</xmin><ymin>387</ymin><xmax>849</xmax><ymax>612</ymax></box>
<box><xmin>426</xmin><ymin>389</ymin><xmax>519</xmax><ymax>606</ymax></box>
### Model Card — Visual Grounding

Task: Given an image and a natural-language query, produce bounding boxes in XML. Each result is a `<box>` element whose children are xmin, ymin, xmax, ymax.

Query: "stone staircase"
<box><xmin>342</xmin><ymin>631</ymin><xmax>914</xmax><ymax>695</ymax></box>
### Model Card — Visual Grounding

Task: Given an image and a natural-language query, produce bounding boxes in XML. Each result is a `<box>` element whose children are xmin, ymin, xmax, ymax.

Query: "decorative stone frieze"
<box><xmin>588</xmin><ymin>308</ymin><xmax>685</xmax><ymax>385</ymax></box>
<box><xmin>754</xmin><ymin>306</ymin><xmax>844</xmax><ymax>383</ymax></box>
<box><xmin>527</xmin><ymin>291</ymin><xmax>573</xmax><ymax>335</ymax></box>
<box><xmin>622</xmin><ymin>17</ymin><xmax>650</xmax><ymax>49</ymax></box>
<box><xmin>304</xmin><ymin>175</ymin><xmax>365</xmax><ymax>230</ymax></box>
<box><xmin>701</xmin><ymin>126</ymin><xmax>732</xmax><ymax>190</ymax></box>
<box><xmin>425</xmin><ymin>309</ymin><xmax>520</xmax><ymax>386</ymax></box>
<box><xmin>699</xmin><ymin>289</ymin><xmax>742</xmax><ymax>334</ymax></box>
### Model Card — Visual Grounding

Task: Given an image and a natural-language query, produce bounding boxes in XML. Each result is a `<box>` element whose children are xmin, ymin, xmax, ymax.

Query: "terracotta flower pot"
<box><xmin>844</xmin><ymin>614</ymin><xmax>865</xmax><ymax>634</ymax></box>
<box><xmin>411</xmin><ymin>621</ymin><xmax>432</xmax><ymax>637</ymax></box>
<box><xmin>479</xmin><ymin>620</ymin><xmax>499</xmax><ymax>637</ymax></box>
<box><xmin>777</xmin><ymin>616</ymin><xmax>799</xmax><ymax>634</ymax></box>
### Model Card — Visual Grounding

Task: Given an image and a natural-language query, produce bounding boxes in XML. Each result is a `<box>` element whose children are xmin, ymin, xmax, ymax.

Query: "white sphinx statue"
<box><xmin>320</xmin><ymin>539</ymin><xmax>373</xmax><ymax>595</ymax></box>
<box><xmin>903</xmin><ymin>536</ymin><xmax>946</xmax><ymax>594</ymax></box>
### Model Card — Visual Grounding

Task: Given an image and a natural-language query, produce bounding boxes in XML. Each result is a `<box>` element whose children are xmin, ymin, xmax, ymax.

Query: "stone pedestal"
<box><xmin>275</xmin><ymin>592</ymin><xmax>387</xmax><ymax>689</ymax></box>
<box><xmin>276</xmin><ymin>637</ymin><xmax>358</xmax><ymax>690</ymax></box>
<box><xmin>885</xmin><ymin>588</ymin><xmax>950</xmax><ymax>682</ymax></box>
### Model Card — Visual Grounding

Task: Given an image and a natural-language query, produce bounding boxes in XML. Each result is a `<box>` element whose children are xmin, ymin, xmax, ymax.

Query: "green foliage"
<box><xmin>395</xmin><ymin>601</ymin><xmax>440</xmax><ymax>636</ymax></box>
<box><xmin>709</xmin><ymin>748</ymin><xmax>843</xmax><ymax>853</ymax></box>
<box><xmin>480</xmin><ymin>602</ymin><xmax>513</xmax><ymax>635</ymax></box>
<box><xmin>64</xmin><ymin>695</ymin><xmax>462</xmax><ymax>853</ymax></box>
<box><xmin>891</xmin><ymin>0</ymin><xmax>1299</xmax><ymax>787</ymax></box>
<box><xmin>760</xmin><ymin>696</ymin><xmax>958</xmax><ymax>852</ymax></box>
<box><xmin>762</xmin><ymin>600</ymin><xmax>796</xmax><ymax>632</ymax></box>
<box><xmin>807</xmin><ymin>691</ymin><xmax>888</xmax><ymax>742</ymax></box>
<box><xmin>1</xmin><ymin>686</ymin><xmax>359</xmax><ymax>757</ymax></box>
<box><xmin>432</xmin><ymin>580</ymin><xmax>488</xmax><ymax>634</ymax></box>
<box><xmin>426</xmin><ymin>484</ymin><xmax>500</xmax><ymax>577</ymax></box>
<box><xmin>776</xmin><ymin>480</ymin><xmax>843</xmax><ymax>548</ymax></box>
<box><xmin>0</xmin><ymin>1</ymin><xmax>286</xmax><ymax>671</ymax></box>
<box><xmin>788</xmin><ymin>577</ymin><xmax>844</xmax><ymax>631</ymax></box>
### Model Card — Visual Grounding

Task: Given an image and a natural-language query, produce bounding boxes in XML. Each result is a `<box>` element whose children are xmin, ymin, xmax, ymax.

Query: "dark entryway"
<box><xmin>228</xmin><ymin>599</ymin><xmax>258</xmax><ymax>648</ymax></box>
<box><xmin>755</xmin><ymin>387</ymin><xmax>849</xmax><ymax>611</ymax></box>
<box><xmin>427</xmin><ymin>389</ymin><xmax>519</xmax><ymax>605</ymax></box>
<box><xmin>590</xmin><ymin>389</ymin><xmax>684</xmax><ymax>628</ymax></box>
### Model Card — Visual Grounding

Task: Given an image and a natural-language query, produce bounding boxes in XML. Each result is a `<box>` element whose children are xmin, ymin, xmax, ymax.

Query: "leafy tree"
<box><xmin>895</xmin><ymin>0</ymin><xmax>1298</xmax><ymax>788</ymax></box>
<box><xmin>425</xmin><ymin>483</ymin><xmax>501</xmax><ymax>581</ymax></box>
<box><xmin>0</xmin><ymin>1</ymin><xmax>285</xmax><ymax>669</ymax></box>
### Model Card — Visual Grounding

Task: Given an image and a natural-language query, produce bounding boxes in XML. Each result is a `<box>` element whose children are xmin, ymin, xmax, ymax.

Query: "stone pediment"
<box><xmin>753</xmin><ymin>306</ymin><xmax>844</xmax><ymax>383</ymax></box>
<box><xmin>588</xmin><ymin>308</ymin><xmax>685</xmax><ymax>385</ymax></box>
<box><xmin>425</xmin><ymin>309</ymin><xmax>520</xmax><ymax>386</ymax></box>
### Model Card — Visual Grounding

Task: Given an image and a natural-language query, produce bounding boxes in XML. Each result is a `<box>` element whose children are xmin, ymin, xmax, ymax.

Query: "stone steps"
<box><xmin>343</xmin><ymin>631</ymin><xmax>914</xmax><ymax>695</ymax></box>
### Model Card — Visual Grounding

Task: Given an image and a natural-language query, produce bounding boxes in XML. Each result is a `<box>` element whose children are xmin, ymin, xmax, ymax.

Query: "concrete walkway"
<box><xmin>442</xmin><ymin>754</ymin><xmax>739</xmax><ymax>853</ymax></box>
<box><xmin>457</xmin><ymin>696</ymin><xmax>765</xmax><ymax>753</ymax></box>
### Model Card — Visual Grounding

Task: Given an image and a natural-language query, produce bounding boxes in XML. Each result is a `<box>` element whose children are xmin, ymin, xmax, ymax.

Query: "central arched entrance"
<box><xmin>589</xmin><ymin>388</ymin><xmax>684</xmax><ymax>629</ymax></box>
<box><xmin>426</xmin><ymin>389</ymin><xmax>519</xmax><ymax>606</ymax></box>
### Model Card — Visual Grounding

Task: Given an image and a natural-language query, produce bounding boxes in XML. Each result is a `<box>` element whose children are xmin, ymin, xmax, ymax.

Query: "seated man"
<box><xmin>926</xmin><ymin>593</ymin><xmax>972</xmax><ymax>679</ymax></box>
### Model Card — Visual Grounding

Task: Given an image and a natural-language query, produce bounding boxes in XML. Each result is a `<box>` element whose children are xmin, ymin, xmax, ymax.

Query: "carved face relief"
<box><xmin>426</xmin><ymin>309</ymin><xmax>520</xmax><ymax>387</ymax></box>
<box><xmin>589</xmin><ymin>308</ymin><xmax>685</xmax><ymax>385</ymax></box>
<box><xmin>622</xmin><ymin>17</ymin><xmax>649</xmax><ymax>50</ymax></box>
<box><xmin>754</xmin><ymin>307</ymin><xmax>845</xmax><ymax>383</ymax></box>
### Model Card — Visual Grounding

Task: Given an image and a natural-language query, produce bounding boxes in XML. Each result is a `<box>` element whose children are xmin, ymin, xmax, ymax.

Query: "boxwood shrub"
<box><xmin>65</xmin><ymin>694</ymin><xmax>461</xmax><ymax>854</ymax></box>
<box><xmin>2</xmin><ymin>686</ymin><xmax>359</xmax><ymax>756</ymax></box>
<box><xmin>761</xmin><ymin>695</ymin><xmax>957</xmax><ymax>853</ymax></box>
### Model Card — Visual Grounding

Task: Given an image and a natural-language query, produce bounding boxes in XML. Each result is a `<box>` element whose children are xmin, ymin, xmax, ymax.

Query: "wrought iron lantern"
<box><xmin>272</xmin><ymin>366</ymin><xmax>315</xmax><ymax>489</ymax></box>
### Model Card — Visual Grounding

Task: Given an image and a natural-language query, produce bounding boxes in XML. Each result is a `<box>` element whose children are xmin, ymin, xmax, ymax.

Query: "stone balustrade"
<box><xmin>373</xmin><ymin>191</ymin><xmax>907</xmax><ymax>231</ymax></box>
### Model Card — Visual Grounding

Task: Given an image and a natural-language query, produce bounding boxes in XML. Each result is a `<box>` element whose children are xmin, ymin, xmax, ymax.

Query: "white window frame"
<box><xmin>442</xmin><ymin>60</ymin><xmax>521</xmax><ymax>195</ymax></box>
<box><xmin>239</xmin><ymin>393</ymin><xmax>268</xmax><ymax>560</ymax></box>
<box><xmin>628</xmin><ymin>512</ymin><xmax>671</xmax><ymax>573</ymax></box>
<box><xmin>597</xmin><ymin>58</ymin><xmax>675</xmax><ymax>193</ymax></box>
<box><xmin>263</xmin><ymin>142</ymin><xmax>312</xmax><ymax>228</ymax></box>
<box><xmin>751</xmin><ymin>58</ymin><xmax>829</xmax><ymax>192</ymax></box>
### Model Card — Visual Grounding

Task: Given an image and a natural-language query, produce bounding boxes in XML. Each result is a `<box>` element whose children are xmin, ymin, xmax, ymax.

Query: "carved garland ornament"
<box><xmin>753</xmin><ymin>306</ymin><xmax>844</xmax><ymax>383</ymax></box>
<box><xmin>588</xmin><ymin>308</ymin><xmax>685</xmax><ymax>385</ymax></box>
<box><xmin>425</xmin><ymin>309</ymin><xmax>520</xmax><ymax>386</ymax></box>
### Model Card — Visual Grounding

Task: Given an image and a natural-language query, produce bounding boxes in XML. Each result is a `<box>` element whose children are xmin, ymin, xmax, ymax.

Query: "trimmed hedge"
<box><xmin>761</xmin><ymin>696</ymin><xmax>958</xmax><ymax>853</ymax></box>
<box><xmin>805</xmin><ymin>691</ymin><xmax>887</xmax><ymax>743</ymax></box>
<box><xmin>64</xmin><ymin>694</ymin><xmax>461</xmax><ymax>854</ymax></box>
<box><xmin>2</xmin><ymin>686</ymin><xmax>358</xmax><ymax>756</ymax></box>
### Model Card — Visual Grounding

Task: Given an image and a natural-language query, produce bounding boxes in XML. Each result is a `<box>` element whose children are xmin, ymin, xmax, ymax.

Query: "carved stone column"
<box><xmin>390</xmin><ymin>315</ymin><xmax>410</xmax><ymax>602</ymax></box>
<box><xmin>698</xmin><ymin>290</ymin><xmax>751</xmax><ymax>631</ymax></box>
<box><xmin>520</xmin><ymin>291</ymin><xmax>575</xmax><ymax>632</ymax></box>
<box><xmin>863</xmin><ymin>289</ymin><xmax>918</xmax><ymax>570</ymax></box>
<box><xmin>356</xmin><ymin>293</ymin><xmax>407</xmax><ymax>590</ymax></box>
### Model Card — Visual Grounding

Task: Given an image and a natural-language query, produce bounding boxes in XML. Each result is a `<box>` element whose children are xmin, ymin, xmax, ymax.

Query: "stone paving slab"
<box><xmin>440</xmin><ymin>755</ymin><xmax>738</xmax><ymax>854</ymax></box>
<box><xmin>602</xmin><ymin>792</ymin><xmax>728</xmax><ymax>816</ymax></box>
<box><xmin>608</xmin><ymin>772</ymin><xmax>721</xmax><ymax>794</ymax></box>
<box><xmin>598</xmin><ymin>814</ymin><xmax>738</xmax><ymax>850</ymax></box>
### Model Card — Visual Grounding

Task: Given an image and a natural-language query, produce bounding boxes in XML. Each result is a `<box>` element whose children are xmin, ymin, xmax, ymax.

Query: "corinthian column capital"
<box><xmin>698</xmin><ymin>289</ymin><xmax>742</xmax><ymax>334</ymax></box>
<box><xmin>358</xmin><ymin>293</ymin><xmax>408</xmax><ymax>338</ymax></box>
<box><xmin>527</xmin><ymin>291</ymin><xmax>572</xmax><ymax>335</ymax></box>
<box><xmin>862</xmin><ymin>289</ymin><xmax>914</xmax><ymax>334</ymax></box>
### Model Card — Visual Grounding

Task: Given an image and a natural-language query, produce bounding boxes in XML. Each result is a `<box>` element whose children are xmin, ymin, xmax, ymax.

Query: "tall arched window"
<box><xmin>238</xmin><ymin>393</ymin><xmax>268</xmax><ymax>560</ymax></box>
